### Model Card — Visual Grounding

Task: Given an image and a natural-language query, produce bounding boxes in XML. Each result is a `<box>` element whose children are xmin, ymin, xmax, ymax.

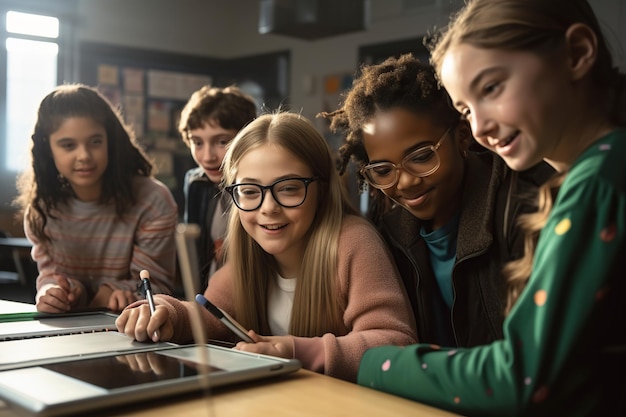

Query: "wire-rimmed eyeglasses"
<box><xmin>224</xmin><ymin>177</ymin><xmax>317</xmax><ymax>211</ymax></box>
<box><xmin>361</xmin><ymin>126</ymin><xmax>453</xmax><ymax>190</ymax></box>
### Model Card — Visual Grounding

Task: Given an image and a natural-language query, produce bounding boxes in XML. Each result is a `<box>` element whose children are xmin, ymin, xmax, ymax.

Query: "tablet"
<box><xmin>0</xmin><ymin>344</ymin><xmax>301</xmax><ymax>416</ymax></box>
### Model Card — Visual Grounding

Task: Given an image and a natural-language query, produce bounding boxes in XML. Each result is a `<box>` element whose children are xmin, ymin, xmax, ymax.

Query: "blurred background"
<box><xmin>0</xmin><ymin>0</ymin><xmax>623</xmax><ymax>235</ymax></box>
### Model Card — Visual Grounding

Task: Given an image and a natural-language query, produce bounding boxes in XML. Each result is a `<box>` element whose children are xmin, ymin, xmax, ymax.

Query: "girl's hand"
<box><xmin>90</xmin><ymin>286</ymin><xmax>137</xmax><ymax>312</ymax></box>
<box><xmin>234</xmin><ymin>330</ymin><xmax>294</xmax><ymax>359</ymax></box>
<box><xmin>107</xmin><ymin>288</ymin><xmax>138</xmax><ymax>313</ymax></box>
<box><xmin>35</xmin><ymin>274</ymin><xmax>82</xmax><ymax>313</ymax></box>
<box><xmin>115</xmin><ymin>303</ymin><xmax>173</xmax><ymax>343</ymax></box>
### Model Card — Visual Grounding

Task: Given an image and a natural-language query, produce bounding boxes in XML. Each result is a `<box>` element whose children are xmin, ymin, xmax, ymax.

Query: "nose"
<box><xmin>395</xmin><ymin>167</ymin><xmax>422</xmax><ymax>191</ymax></box>
<box><xmin>77</xmin><ymin>144</ymin><xmax>91</xmax><ymax>161</ymax></box>
<box><xmin>202</xmin><ymin>143</ymin><xmax>217</xmax><ymax>162</ymax></box>
<box><xmin>469</xmin><ymin>109</ymin><xmax>496</xmax><ymax>148</ymax></box>
<box><xmin>259</xmin><ymin>188</ymin><xmax>280</xmax><ymax>213</ymax></box>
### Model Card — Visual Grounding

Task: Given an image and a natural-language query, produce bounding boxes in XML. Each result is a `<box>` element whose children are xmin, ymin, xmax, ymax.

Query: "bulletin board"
<box><xmin>78</xmin><ymin>42</ymin><xmax>290</xmax><ymax>217</ymax></box>
<box><xmin>80</xmin><ymin>41</ymin><xmax>222</xmax><ymax>141</ymax></box>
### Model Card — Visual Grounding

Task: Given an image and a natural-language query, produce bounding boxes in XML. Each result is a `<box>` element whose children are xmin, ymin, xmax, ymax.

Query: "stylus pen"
<box><xmin>139</xmin><ymin>269</ymin><xmax>156</xmax><ymax>314</ymax></box>
<box><xmin>195</xmin><ymin>294</ymin><xmax>254</xmax><ymax>343</ymax></box>
<box><xmin>139</xmin><ymin>269</ymin><xmax>159</xmax><ymax>339</ymax></box>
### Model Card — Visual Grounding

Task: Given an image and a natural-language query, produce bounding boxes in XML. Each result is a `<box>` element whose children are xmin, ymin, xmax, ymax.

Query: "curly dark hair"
<box><xmin>318</xmin><ymin>53</ymin><xmax>462</xmax><ymax>192</ymax></box>
<box><xmin>15</xmin><ymin>84</ymin><xmax>154</xmax><ymax>242</ymax></box>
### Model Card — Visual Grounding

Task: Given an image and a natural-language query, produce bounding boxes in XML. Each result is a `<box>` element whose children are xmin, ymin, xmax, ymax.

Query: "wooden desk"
<box><xmin>0</xmin><ymin>369</ymin><xmax>460</xmax><ymax>417</ymax></box>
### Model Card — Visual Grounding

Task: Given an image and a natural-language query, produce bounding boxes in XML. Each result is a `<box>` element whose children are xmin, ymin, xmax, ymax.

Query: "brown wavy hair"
<box><xmin>15</xmin><ymin>84</ymin><xmax>154</xmax><ymax>242</ymax></box>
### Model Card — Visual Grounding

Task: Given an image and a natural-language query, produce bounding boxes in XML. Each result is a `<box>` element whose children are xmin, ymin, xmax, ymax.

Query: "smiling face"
<box><xmin>234</xmin><ymin>144</ymin><xmax>318</xmax><ymax>277</ymax></box>
<box><xmin>362</xmin><ymin>108</ymin><xmax>466</xmax><ymax>230</ymax></box>
<box><xmin>440</xmin><ymin>43</ymin><xmax>573</xmax><ymax>171</ymax></box>
<box><xmin>188</xmin><ymin>120</ymin><xmax>238</xmax><ymax>183</ymax></box>
<box><xmin>49</xmin><ymin>116</ymin><xmax>108</xmax><ymax>201</ymax></box>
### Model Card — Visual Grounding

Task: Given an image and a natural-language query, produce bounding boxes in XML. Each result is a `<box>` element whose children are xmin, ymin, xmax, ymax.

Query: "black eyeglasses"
<box><xmin>361</xmin><ymin>126</ymin><xmax>453</xmax><ymax>190</ymax></box>
<box><xmin>224</xmin><ymin>177</ymin><xmax>317</xmax><ymax>211</ymax></box>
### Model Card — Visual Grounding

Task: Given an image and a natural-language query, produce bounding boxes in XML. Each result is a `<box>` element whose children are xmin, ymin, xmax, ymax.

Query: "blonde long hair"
<box><xmin>428</xmin><ymin>0</ymin><xmax>626</xmax><ymax>313</ymax></box>
<box><xmin>221</xmin><ymin>112</ymin><xmax>357</xmax><ymax>336</ymax></box>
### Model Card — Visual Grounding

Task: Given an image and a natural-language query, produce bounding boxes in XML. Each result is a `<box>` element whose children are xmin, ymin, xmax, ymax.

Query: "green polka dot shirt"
<box><xmin>357</xmin><ymin>130</ymin><xmax>626</xmax><ymax>416</ymax></box>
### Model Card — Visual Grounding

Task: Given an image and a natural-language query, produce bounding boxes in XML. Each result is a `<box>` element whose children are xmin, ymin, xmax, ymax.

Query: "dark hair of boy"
<box><xmin>178</xmin><ymin>85</ymin><xmax>257</xmax><ymax>141</ymax></box>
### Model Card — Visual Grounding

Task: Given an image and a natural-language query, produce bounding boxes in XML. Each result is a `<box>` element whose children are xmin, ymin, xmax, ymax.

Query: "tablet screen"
<box><xmin>42</xmin><ymin>351</ymin><xmax>222</xmax><ymax>390</ymax></box>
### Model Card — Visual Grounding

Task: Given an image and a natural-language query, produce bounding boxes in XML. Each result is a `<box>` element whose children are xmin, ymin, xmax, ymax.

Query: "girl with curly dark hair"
<box><xmin>321</xmin><ymin>53</ymin><xmax>552</xmax><ymax>348</ymax></box>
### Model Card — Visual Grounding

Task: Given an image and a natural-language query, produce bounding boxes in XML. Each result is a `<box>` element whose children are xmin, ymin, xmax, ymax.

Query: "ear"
<box><xmin>564</xmin><ymin>23</ymin><xmax>598</xmax><ymax>81</ymax></box>
<box><xmin>453</xmin><ymin>123</ymin><xmax>473</xmax><ymax>156</ymax></box>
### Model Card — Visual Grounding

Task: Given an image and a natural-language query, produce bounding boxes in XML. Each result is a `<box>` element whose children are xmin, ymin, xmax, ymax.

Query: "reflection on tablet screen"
<box><xmin>43</xmin><ymin>352</ymin><xmax>223</xmax><ymax>390</ymax></box>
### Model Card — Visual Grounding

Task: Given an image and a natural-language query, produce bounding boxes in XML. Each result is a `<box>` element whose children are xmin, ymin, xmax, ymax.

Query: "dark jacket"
<box><xmin>377</xmin><ymin>152</ymin><xmax>554</xmax><ymax>347</ymax></box>
<box><xmin>183</xmin><ymin>167</ymin><xmax>228</xmax><ymax>291</ymax></box>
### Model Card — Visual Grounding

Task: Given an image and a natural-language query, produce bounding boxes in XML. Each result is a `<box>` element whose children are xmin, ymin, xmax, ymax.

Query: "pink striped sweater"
<box><xmin>26</xmin><ymin>176</ymin><xmax>178</xmax><ymax>306</ymax></box>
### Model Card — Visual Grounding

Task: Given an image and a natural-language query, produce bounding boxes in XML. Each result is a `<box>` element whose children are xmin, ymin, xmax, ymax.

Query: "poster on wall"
<box><xmin>98</xmin><ymin>64</ymin><xmax>119</xmax><ymax>86</ymax></box>
<box><xmin>147</xmin><ymin>70</ymin><xmax>211</xmax><ymax>100</ymax></box>
<box><xmin>147</xmin><ymin>100</ymin><xmax>171</xmax><ymax>133</ymax></box>
<box><xmin>123</xmin><ymin>68</ymin><xmax>145</xmax><ymax>93</ymax></box>
<box><xmin>122</xmin><ymin>94</ymin><xmax>145</xmax><ymax>138</ymax></box>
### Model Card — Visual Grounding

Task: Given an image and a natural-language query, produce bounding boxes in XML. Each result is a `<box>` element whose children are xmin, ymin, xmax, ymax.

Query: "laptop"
<box><xmin>0</xmin><ymin>223</ymin><xmax>301</xmax><ymax>416</ymax></box>
<box><xmin>0</xmin><ymin>330</ymin><xmax>177</xmax><ymax>371</ymax></box>
<box><xmin>0</xmin><ymin>311</ymin><xmax>118</xmax><ymax>341</ymax></box>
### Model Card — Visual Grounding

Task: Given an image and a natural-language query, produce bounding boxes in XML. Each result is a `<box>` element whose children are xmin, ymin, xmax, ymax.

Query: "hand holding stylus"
<box><xmin>116</xmin><ymin>270</ymin><xmax>174</xmax><ymax>342</ymax></box>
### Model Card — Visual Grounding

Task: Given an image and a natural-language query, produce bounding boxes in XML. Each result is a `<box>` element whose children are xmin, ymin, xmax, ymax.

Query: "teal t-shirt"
<box><xmin>420</xmin><ymin>213</ymin><xmax>460</xmax><ymax>309</ymax></box>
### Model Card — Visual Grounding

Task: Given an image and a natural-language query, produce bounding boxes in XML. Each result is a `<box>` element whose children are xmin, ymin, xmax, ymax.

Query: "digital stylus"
<box><xmin>195</xmin><ymin>294</ymin><xmax>254</xmax><ymax>343</ymax></box>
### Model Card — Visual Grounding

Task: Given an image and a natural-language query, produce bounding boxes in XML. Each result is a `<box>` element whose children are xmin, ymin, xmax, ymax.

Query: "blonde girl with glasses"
<box><xmin>321</xmin><ymin>54</ymin><xmax>553</xmax><ymax>348</ymax></box>
<box><xmin>116</xmin><ymin>112</ymin><xmax>417</xmax><ymax>382</ymax></box>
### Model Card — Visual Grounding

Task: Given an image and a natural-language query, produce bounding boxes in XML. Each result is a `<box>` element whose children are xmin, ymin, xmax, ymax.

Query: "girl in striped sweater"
<box><xmin>16</xmin><ymin>84</ymin><xmax>178</xmax><ymax>313</ymax></box>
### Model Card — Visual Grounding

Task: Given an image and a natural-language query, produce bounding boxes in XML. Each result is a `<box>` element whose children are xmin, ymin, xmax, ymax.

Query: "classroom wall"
<box><xmin>1</xmin><ymin>0</ymin><xmax>624</xmax><ymax>235</ymax></box>
<box><xmin>75</xmin><ymin>0</ymin><xmax>626</xmax><ymax>123</ymax></box>
<box><xmin>74</xmin><ymin>0</ymin><xmax>464</xmax><ymax>124</ymax></box>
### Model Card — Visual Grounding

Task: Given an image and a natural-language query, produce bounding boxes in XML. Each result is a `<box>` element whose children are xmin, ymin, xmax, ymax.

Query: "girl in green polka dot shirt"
<box><xmin>357</xmin><ymin>0</ymin><xmax>626</xmax><ymax>415</ymax></box>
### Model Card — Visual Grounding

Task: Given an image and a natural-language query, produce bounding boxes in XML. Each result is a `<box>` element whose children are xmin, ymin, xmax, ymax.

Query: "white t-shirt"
<box><xmin>208</xmin><ymin>197</ymin><xmax>228</xmax><ymax>278</ymax></box>
<box><xmin>267</xmin><ymin>274</ymin><xmax>296</xmax><ymax>335</ymax></box>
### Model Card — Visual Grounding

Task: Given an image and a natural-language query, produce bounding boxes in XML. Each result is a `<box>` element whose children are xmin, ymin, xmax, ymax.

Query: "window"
<box><xmin>5</xmin><ymin>12</ymin><xmax>59</xmax><ymax>172</ymax></box>
<box><xmin>0</xmin><ymin>0</ymin><xmax>75</xmax><ymax>207</ymax></box>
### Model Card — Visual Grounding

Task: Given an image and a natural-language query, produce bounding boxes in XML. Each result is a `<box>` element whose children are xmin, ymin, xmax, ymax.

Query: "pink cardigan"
<box><xmin>153</xmin><ymin>215</ymin><xmax>417</xmax><ymax>382</ymax></box>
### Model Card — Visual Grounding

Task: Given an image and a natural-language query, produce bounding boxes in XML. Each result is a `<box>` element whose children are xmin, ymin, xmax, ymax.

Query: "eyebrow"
<box><xmin>454</xmin><ymin>67</ymin><xmax>502</xmax><ymax>108</ymax></box>
<box><xmin>368</xmin><ymin>139</ymin><xmax>435</xmax><ymax>164</ymax></box>
<box><xmin>188</xmin><ymin>133</ymin><xmax>235</xmax><ymax>141</ymax></box>
<box><xmin>54</xmin><ymin>133</ymin><xmax>104</xmax><ymax>142</ymax></box>
<box><xmin>237</xmin><ymin>173</ymin><xmax>309</xmax><ymax>183</ymax></box>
